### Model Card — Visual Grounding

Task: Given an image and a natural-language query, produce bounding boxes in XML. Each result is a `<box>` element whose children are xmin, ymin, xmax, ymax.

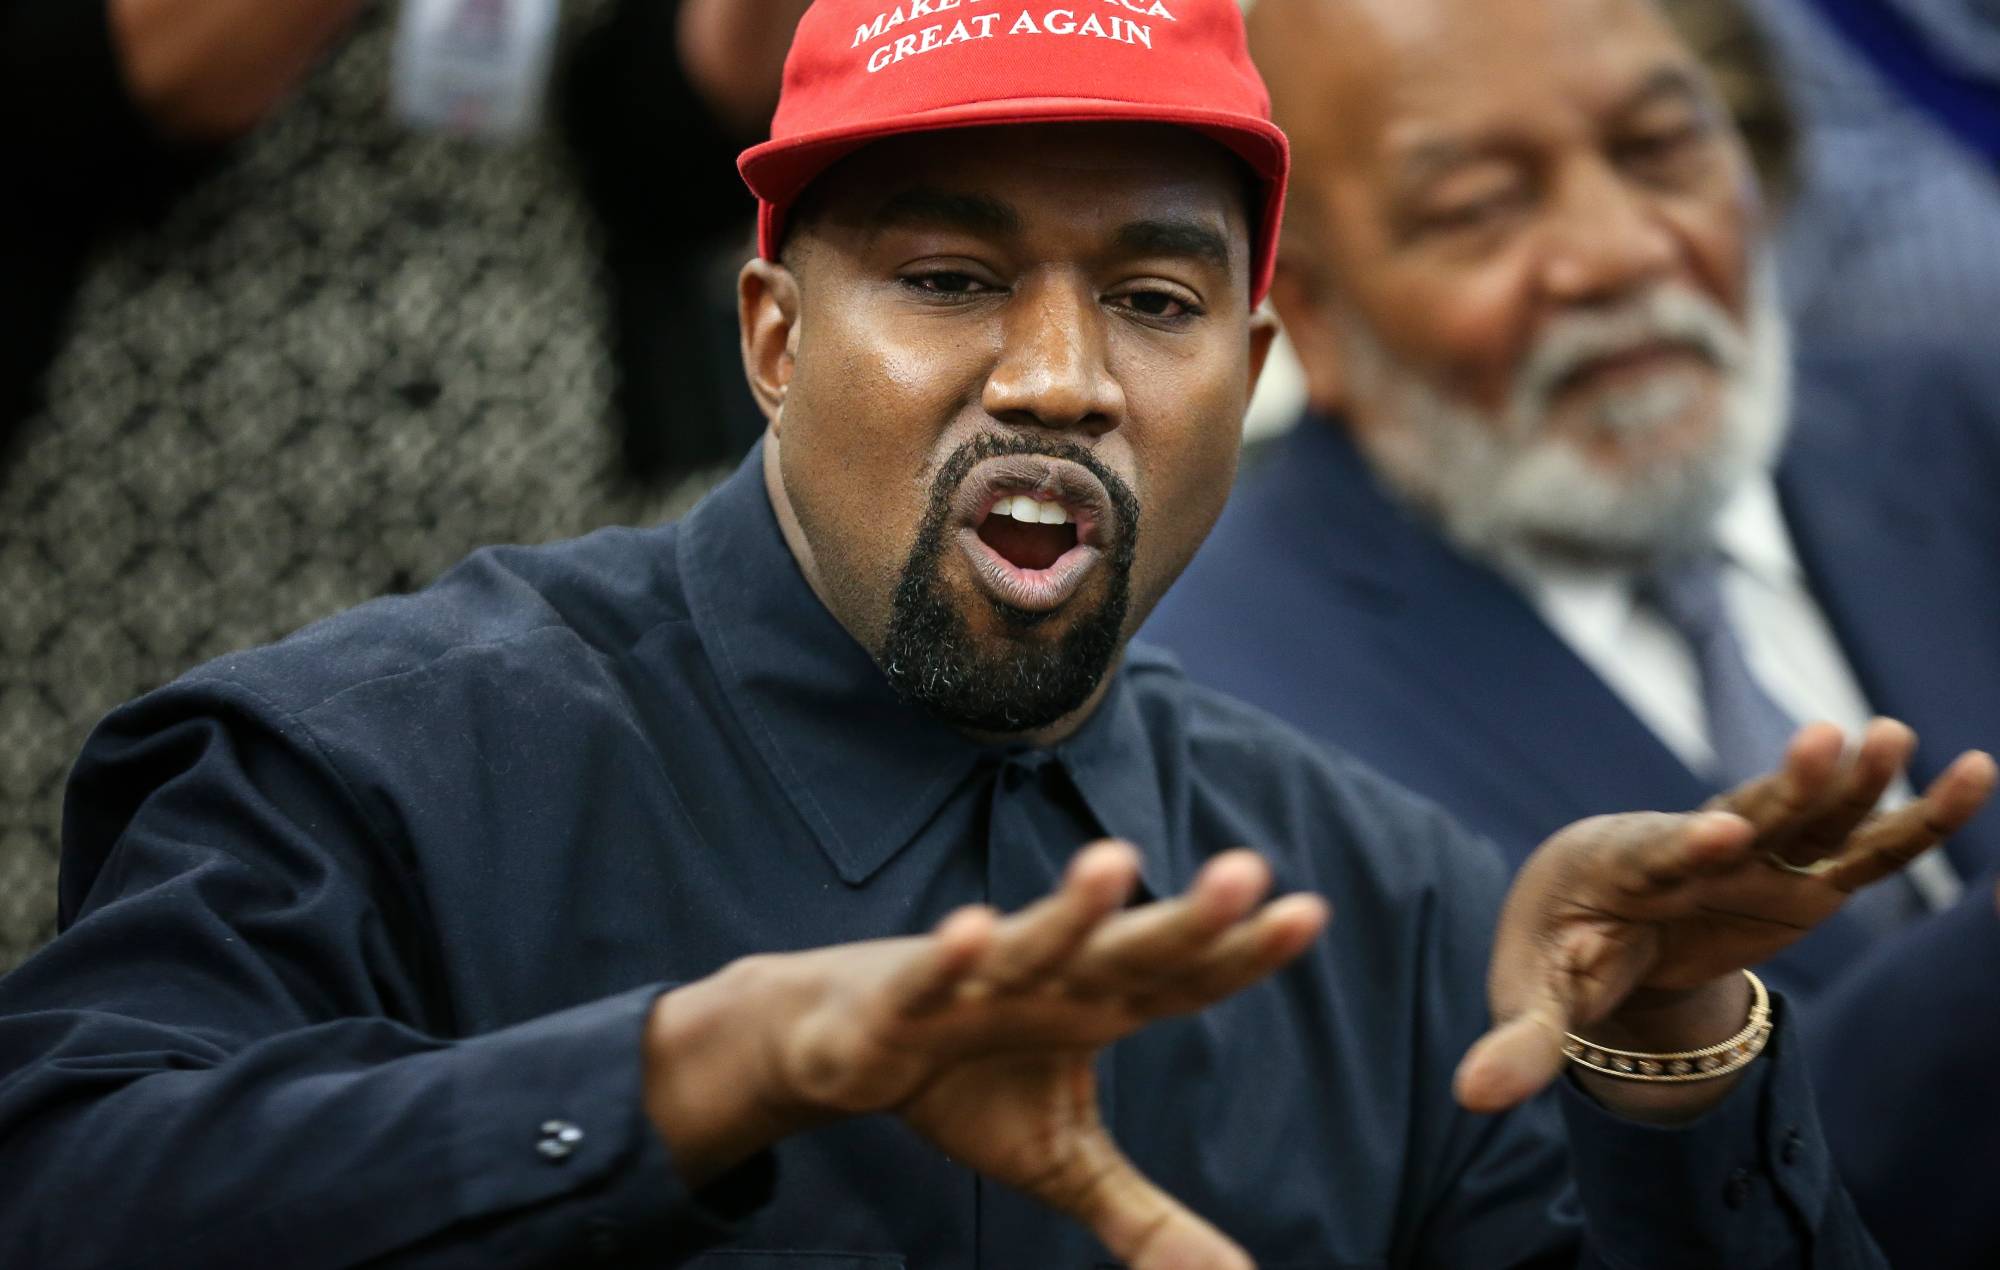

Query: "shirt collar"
<box><xmin>677</xmin><ymin>447</ymin><xmax>1174</xmax><ymax>894</ymax></box>
<box><xmin>1497</xmin><ymin>474</ymin><xmax>1800</xmax><ymax>625</ymax></box>
<box><xmin>1712</xmin><ymin>474</ymin><xmax>1805</xmax><ymax>590</ymax></box>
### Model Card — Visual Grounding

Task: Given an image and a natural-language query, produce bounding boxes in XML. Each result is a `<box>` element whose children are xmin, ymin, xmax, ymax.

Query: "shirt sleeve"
<box><xmin>1557</xmin><ymin>994</ymin><xmax>1886</xmax><ymax>1269</ymax></box>
<box><xmin>1796</xmin><ymin>879</ymin><xmax>2000</xmax><ymax>1269</ymax></box>
<box><xmin>0</xmin><ymin>677</ymin><xmax>772</xmax><ymax>1268</ymax></box>
<box><xmin>1385</xmin><ymin>792</ymin><xmax>1886</xmax><ymax>1270</ymax></box>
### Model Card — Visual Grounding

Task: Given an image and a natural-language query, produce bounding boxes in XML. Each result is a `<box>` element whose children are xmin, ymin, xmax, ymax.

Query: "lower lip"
<box><xmin>1562</xmin><ymin>345</ymin><xmax>1707</xmax><ymax>393</ymax></box>
<box><xmin>955</xmin><ymin>527</ymin><xmax>1104</xmax><ymax>613</ymax></box>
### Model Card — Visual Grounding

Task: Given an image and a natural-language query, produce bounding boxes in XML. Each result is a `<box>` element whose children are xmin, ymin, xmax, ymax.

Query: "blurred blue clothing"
<box><xmin>1146</xmin><ymin>350</ymin><xmax>2000</xmax><ymax>1270</ymax></box>
<box><xmin>1753</xmin><ymin>0</ymin><xmax>2000</xmax><ymax>354</ymax></box>
<box><xmin>0</xmin><ymin>450</ymin><xmax>1883</xmax><ymax>1268</ymax></box>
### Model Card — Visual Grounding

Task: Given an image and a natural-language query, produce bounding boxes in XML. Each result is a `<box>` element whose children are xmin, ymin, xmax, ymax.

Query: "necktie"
<box><xmin>1643</xmin><ymin>553</ymin><xmax>1926</xmax><ymax>934</ymax></box>
<box><xmin>1642</xmin><ymin>554</ymin><xmax>1800</xmax><ymax>790</ymax></box>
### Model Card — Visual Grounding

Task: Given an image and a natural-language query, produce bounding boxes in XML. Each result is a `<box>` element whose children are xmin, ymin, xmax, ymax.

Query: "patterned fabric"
<box><xmin>0</xmin><ymin>2</ymin><xmax>726</xmax><ymax>970</ymax></box>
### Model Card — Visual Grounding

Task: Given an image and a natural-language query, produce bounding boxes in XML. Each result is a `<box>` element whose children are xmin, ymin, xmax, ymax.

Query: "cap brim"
<box><xmin>739</xmin><ymin>97</ymin><xmax>1288</xmax><ymax>305</ymax></box>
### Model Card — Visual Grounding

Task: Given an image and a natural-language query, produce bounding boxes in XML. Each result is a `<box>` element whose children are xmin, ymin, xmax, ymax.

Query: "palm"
<box><xmin>901</xmin><ymin>1051</ymin><xmax>1109</xmax><ymax>1195</ymax></box>
<box><xmin>758</xmin><ymin>843</ymin><xmax>1328</xmax><ymax>1270</ymax></box>
<box><xmin>1458</xmin><ymin>720</ymin><xmax>1995</xmax><ymax>1115</ymax></box>
<box><xmin>1527</xmin><ymin>812</ymin><xmax>1851</xmax><ymax>1002</ymax></box>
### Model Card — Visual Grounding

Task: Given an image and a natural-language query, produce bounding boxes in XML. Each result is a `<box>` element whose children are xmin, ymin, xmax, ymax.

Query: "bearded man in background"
<box><xmin>1146</xmin><ymin>1</ymin><xmax>2000</xmax><ymax>1265</ymax></box>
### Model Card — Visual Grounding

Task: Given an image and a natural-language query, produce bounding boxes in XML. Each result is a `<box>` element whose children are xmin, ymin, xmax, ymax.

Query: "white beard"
<box><xmin>1341</xmin><ymin>263</ymin><xmax>1792</xmax><ymax>570</ymax></box>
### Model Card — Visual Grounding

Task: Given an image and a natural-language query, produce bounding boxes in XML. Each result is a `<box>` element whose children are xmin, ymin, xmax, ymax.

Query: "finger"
<box><xmin>1602</xmin><ymin>811</ymin><xmax>1757</xmax><ymax>899</ymax></box>
<box><xmin>1456</xmin><ymin>927</ymin><xmax>1650</xmax><ymax>1114</ymax></box>
<box><xmin>889</xmin><ymin>905</ymin><xmax>998</xmax><ymax>1017</ymax></box>
<box><xmin>1066</xmin><ymin>851</ymin><xmax>1274</xmax><ymax>993</ymax></box>
<box><xmin>1705</xmin><ymin>722</ymin><xmax>1846</xmax><ymax>831</ymax></box>
<box><xmin>1455</xmin><ymin>1009</ymin><xmax>1568</xmax><ymax>1115</ymax></box>
<box><xmin>973</xmin><ymin>841</ymin><xmax>1141</xmax><ymax>990</ymax></box>
<box><xmin>1771</xmin><ymin>719</ymin><xmax>1915</xmax><ymax>866</ymax></box>
<box><xmin>1132</xmin><ymin>894</ymin><xmax>1331</xmax><ymax>1013</ymax></box>
<box><xmin>1824</xmin><ymin>750</ymin><xmax>1998</xmax><ymax>893</ymax></box>
<box><xmin>1043</xmin><ymin>1135</ymin><xmax>1253</xmax><ymax>1270</ymax></box>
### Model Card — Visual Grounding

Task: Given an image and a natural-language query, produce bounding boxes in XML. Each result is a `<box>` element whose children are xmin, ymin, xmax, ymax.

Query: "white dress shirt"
<box><xmin>1509</xmin><ymin>478</ymin><xmax>1961</xmax><ymax>909</ymax></box>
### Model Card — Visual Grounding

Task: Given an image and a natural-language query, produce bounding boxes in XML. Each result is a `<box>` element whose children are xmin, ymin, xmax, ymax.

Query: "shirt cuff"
<box><xmin>447</xmin><ymin>983</ymin><xmax>776</xmax><ymax>1264</ymax></box>
<box><xmin>1556</xmin><ymin>996</ymin><xmax>1838</xmax><ymax>1269</ymax></box>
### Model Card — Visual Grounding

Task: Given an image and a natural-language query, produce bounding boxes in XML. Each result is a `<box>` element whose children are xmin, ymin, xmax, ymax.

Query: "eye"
<box><xmin>1421</xmin><ymin>190</ymin><xmax>1525</xmax><ymax>236</ymax></box>
<box><xmin>1614</xmin><ymin>121</ymin><xmax>1712</xmax><ymax>181</ymax></box>
<box><xmin>1108</xmin><ymin>286</ymin><xmax>1203</xmax><ymax>324</ymax></box>
<box><xmin>900</xmin><ymin>271</ymin><xmax>998</xmax><ymax>300</ymax></box>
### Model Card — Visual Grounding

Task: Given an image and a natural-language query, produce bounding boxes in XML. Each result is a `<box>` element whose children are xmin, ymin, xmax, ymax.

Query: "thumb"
<box><xmin>1045</xmin><ymin>1133</ymin><xmax>1254</xmax><ymax>1270</ymax></box>
<box><xmin>1453</xmin><ymin>1005</ymin><xmax>1570</xmax><ymax>1115</ymax></box>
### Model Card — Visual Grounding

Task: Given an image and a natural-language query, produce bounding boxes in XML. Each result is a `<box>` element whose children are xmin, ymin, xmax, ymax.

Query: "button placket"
<box><xmin>1779</xmin><ymin>1127</ymin><xmax>1803</xmax><ymax>1166</ymax></box>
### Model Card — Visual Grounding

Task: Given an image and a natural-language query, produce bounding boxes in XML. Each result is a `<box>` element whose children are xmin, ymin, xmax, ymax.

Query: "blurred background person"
<box><xmin>0</xmin><ymin>0</ymin><xmax>806</xmax><ymax>969</ymax></box>
<box><xmin>1746</xmin><ymin>0</ymin><xmax>2000</xmax><ymax>362</ymax></box>
<box><xmin>1147</xmin><ymin>0</ymin><xmax>2000</xmax><ymax>1264</ymax></box>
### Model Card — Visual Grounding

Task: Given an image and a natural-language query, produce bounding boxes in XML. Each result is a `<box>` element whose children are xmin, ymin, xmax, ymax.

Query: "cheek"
<box><xmin>1123</xmin><ymin>359</ymin><xmax>1249</xmax><ymax>600</ymax></box>
<box><xmin>780</xmin><ymin>323</ymin><xmax>973</xmax><ymax>604</ymax></box>
<box><xmin>1366</xmin><ymin>263</ymin><xmax>1528</xmax><ymax>410</ymax></box>
<box><xmin>1674</xmin><ymin>200</ymin><xmax>1755</xmax><ymax>319</ymax></box>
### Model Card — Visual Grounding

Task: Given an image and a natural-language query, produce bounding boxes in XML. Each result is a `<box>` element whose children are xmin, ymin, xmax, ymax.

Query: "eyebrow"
<box><xmin>1393</xmin><ymin>136</ymin><xmax>1504</xmax><ymax>190</ymax></box>
<box><xmin>1390</xmin><ymin>64</ymin><xmax>1712</xmax><ymax>191</ymax></box>
<box><xmin>1114</xmin><ymin>218</ymin><xmax>1232</xmax><ymax>269</ymax></box>
<box><xmin>866</xmin><ymin>188</ymin><xmax>1022</xmax><ymax>238</ymax></box>
<box><xmin>862</xmin><ymin>189</ymin><xmax>1232</xmax><ymax>272</ymax></box>
<box><xmin>1617</xmin><ymin>65</ymin><xmax>1709</xmax><ymax>119</ymax></box>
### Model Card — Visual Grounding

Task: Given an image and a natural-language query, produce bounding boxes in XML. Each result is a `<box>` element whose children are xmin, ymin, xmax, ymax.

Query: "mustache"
<box><xmin>1512</xmin><ymin>286</ymin><xmax>1746</xmax><ymax>429</ymax></box>
<box><xmin>924</xmin><ymin>431</ymin><xmax>1140</xmax><ymax>534</ymax></box>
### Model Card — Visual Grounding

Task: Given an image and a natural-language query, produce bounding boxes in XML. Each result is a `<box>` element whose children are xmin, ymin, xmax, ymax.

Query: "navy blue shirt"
<box><xmin>0</xmin><ymin>450</ymin><xmax>1878</xmax><ymax>1268</ymax></box>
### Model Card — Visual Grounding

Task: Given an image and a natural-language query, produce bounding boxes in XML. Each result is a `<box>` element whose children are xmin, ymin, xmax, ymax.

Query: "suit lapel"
<box><xmin>1781</xmin><ymin>428</ymin><xmax>2000</xmax><ymax>874</ymax></box>
<box><xmin>1295</xmin><ymin>421</ymin><xmax>1713</xmax><ymax>838</ymax></box>
<box><xmin>1295</xmin><ymin>419</ymin><xmax>1884</xmax><ymax>980</ymax></box>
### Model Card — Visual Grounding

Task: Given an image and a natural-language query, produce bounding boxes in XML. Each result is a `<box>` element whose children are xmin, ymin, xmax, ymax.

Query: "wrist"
<box><xmin>642</xmin><ymin>956</ymin><xmax>825</xmax><ymax>1187</ymax></box>
<box><xmin>1593</xmin><ymin>972</ymin><xmax>1753</xmax><ymax>1053</ymax></box>
<box><xmin>1574</xmin><ymin>972</ymin><xmax>1758</xmax><ymax>1125</ymax></box>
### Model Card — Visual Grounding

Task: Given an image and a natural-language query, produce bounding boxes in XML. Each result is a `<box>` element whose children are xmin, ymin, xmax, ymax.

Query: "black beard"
<box><xmin>877</xmin><ymin>434</ymin><xmax>1140</xmax><ymax>734</ymax></box>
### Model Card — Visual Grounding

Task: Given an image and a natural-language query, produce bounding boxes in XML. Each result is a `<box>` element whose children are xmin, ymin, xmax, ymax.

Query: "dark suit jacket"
<box><xmin>1146</xmin><ymin>350</ymin><xmax>2000</xmax><ymax>1269</ymax></box>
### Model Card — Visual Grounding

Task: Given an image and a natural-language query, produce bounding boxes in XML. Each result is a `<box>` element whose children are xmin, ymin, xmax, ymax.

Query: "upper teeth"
<box><xmin>996</xmin><ymin>495</ymin><xmax>1071</xmax><ymax>526</ymax></box>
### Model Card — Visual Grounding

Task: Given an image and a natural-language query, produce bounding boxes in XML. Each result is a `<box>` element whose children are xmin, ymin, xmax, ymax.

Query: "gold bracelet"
<box><xmin>1562</xmin><ymin>970</ymin><xmax>1772</xmax><ymax>1083</ymax></box>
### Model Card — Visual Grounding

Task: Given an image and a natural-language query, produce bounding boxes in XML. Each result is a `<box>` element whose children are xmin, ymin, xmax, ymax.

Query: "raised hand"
<box><xmin>644</xmin><ymin>841</ymin><xmax>1328</xmax><ymax>1269</ymax></box>
<box><xmin>1455</xmin><ymin>719</ymin><xmax>1995</xmax><ymax>1120</ymax></box>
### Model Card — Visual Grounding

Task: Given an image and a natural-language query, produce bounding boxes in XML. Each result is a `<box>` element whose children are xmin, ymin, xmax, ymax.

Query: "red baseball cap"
<box><xmin>739</xmin><ymin>0</ymin><xmax>1289</xmax><ymax>304</ymax></box>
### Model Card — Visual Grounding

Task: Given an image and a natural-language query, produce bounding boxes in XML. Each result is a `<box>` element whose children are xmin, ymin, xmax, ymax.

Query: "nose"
<box><xmin>982</xmin><ymin>271</ymin><xmax>1126</xmax><ymax>436</ymax></box>
<box><xmin>1536</xmin><ymin>159</ymin><xmax>1680</xmax><ymax>308</ymax></box>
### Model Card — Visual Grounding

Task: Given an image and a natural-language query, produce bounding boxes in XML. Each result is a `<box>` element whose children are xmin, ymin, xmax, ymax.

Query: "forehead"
<box><xmin>1300</xmin><ymin>0</ymin><xmax>1697</xmax><ymax>163</ymax></box>
<box><xmin>800</xmin><ymin>123</ymin><xmax>1250</xmax><ymax>239</ymax></box>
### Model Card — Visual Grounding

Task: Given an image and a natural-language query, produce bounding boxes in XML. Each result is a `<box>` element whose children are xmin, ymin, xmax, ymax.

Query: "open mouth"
<box><xmin>976</xmin><ymin>494</ymin><xmax>1081</xmax><ymax>572</ymax></box>
<box><xmin>948</xmin><ymin>453</ymin><xmax>1118</xmax><ymax>615</ymax></box>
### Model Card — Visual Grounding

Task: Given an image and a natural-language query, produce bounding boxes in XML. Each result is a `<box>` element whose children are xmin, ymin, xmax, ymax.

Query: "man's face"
<box><xmin>1261</xmin><ymin>0</ymin><xmax>1783</xmax><ymax>562</ymax></box>
<box><xmin>746</xmin><ymin>124</ymin><xmax>1267</xmax><ymax>735</ymax></box>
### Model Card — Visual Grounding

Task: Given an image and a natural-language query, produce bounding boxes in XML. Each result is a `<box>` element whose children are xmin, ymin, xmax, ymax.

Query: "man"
<box><xmin>1145</xmin><ymin>0</ymin><xmax>2000</xmax><ymax>1264</ymax></box>
<box><xmin>0</xmin><ymin>1</ymin><xmax>1986</xmax><ymax>1265</ymax></box>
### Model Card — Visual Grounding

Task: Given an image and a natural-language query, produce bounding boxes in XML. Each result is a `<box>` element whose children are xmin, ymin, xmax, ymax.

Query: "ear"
<box><xmin>1245</xmin><ymin>303</ymin><xmax>1280</xmax><ymax>400</ymax></box>
<box><xmin>1267</xmin><ymin>253</ymin><xmax>1353</xmax><ymax>416</ymax></box>
<box><xmin>739</xmin><ymin>257</ymin><xmax>802</xmax><ymax>430</ymax></box>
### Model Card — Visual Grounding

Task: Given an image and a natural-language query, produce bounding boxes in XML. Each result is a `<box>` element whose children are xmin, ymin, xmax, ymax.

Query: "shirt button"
<box><xmin>537</xmin><ymin>1119</ymin><xmax>585</xmax><ymax>1162</ymax></box>
<box><xmin>1780</xmin><ymin>1128</ymin><xmax>1804</xmax><ymax>1166</ymax></box>
<box><xmin>1724</xmin><ymin>1167</ymin><xmax>1753</xmax><ymax>1209</ymax></box>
